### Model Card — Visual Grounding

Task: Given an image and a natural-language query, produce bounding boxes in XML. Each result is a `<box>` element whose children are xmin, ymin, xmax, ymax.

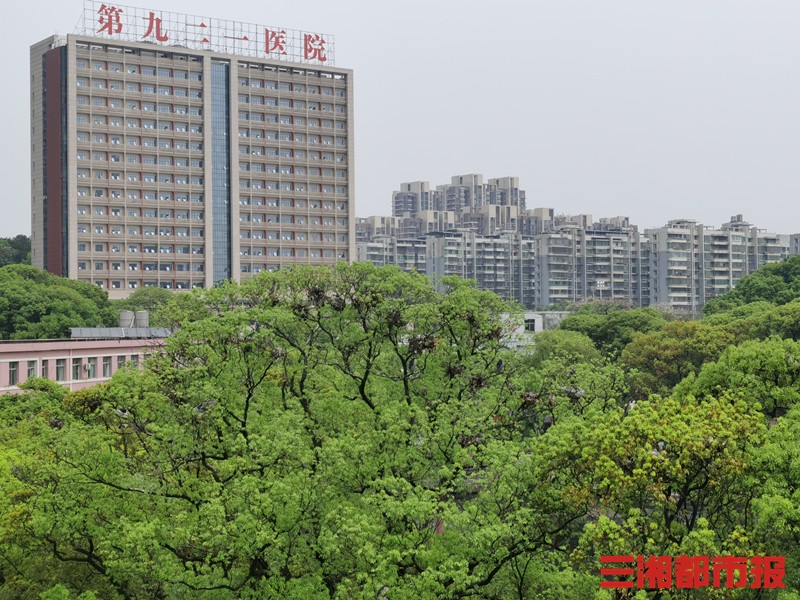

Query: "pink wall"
<box><xmin>0</xmin><ymin>338</ymin><xmax>165</xmax><ymax>393</ymax></box>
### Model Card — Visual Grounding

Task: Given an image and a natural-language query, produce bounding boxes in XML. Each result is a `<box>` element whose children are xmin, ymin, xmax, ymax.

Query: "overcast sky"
<box><xmin>3</xmin><ymin>0</ymin><xmax>800</xmax><ymax>237</ymax></box>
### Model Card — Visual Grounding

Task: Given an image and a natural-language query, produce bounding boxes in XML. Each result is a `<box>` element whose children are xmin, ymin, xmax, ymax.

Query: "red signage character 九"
<box><xmin>97</xmin><ymin>4</ymin><xmax>123</xmax><ymax>35</ymax></box>
<box><xmin>143</xmin><ymin>11</ymin><xmax>169</xmax><ymax>42</ymax></box>
<box><xmin>265</xmin><ymin>28</ymin><xmax>287</xmax><ymax>55</ymax></box>
<box><xmin>304</xmin><ymin>33</ymin><xmax>327</xmax><ymax>62</ymax></box>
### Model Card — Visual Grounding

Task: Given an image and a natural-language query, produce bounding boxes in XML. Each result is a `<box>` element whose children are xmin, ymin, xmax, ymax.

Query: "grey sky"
<box><xmin>4</xmin><ymin>0</ymin><xmax>800</xmax><ymax>237</ymax></box>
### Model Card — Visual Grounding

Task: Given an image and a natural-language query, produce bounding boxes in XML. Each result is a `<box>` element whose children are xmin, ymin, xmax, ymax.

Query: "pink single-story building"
<box><xmin>0</xmin><ymin>338</ymin><xmax>165</xmax><ymax>394</ymax></box>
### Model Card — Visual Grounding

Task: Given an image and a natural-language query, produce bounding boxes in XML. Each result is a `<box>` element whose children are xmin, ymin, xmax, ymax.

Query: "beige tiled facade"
<box><xmin>31</xmin><ymin>34</ymin><xmax>354</xmax><ymax>298</ymax></box>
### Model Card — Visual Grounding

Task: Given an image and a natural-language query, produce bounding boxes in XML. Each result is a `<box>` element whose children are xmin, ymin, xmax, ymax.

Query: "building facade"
<box><xmin>0</xmin><ymin>337</ymin><xmax>162</xmax><ymax>394</ymax></box>
<box><xmin>364</xmin><ymin>172</ymin><xmax>796</xmax><ymax>312</ymax></box>
<box><xmin>644</xmin><ymin>217</ymin><xmax>791</xmax><ymax>315</ymax></box>
<box><xmin>31</xmin><ymin>3</ymin><xmax>354</xmax><ymax>298</ymax></box>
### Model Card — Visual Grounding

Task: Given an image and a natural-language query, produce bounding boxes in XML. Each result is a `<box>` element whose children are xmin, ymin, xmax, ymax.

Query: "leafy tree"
<box><xmin>750</xmin><ymin>405</ymin><xmax>800</xmax><ymax>592</ymax></box>
<box><xmin>620</xmin><ymin>320</ymin><xmax>734</xmax><ymax>398</ymax></box>
<box><xmin>562</xmin><ymin>393</ymin><xmax>766</xmax><ymax>582</ymax></box>
<box><xmin>0</xmin><ymin>266</ymin><xmax>114</xmax><ymax>339</ymax></box>
<box><xmin>0</xmin><ymin>235</ymin><xmax>30</xmax><ymax>268</ymax></box>
<box><xmin>0</xmin><ymin>265</ymin><xmax>584</xmax><ymax>598</ymax></box>
<box><xmin>1</xmin><ymin>264</ymin><xmax>798</xmax><ymax>598</ymax></box>
<box><xmin>559</xmin><ymin>305</ymin><xmax>668</xmax><ymax>356</ymax></box>
<box><xmin>527</xmin><ymin>329</ymin><xmax>601</xmax><ymax>368</ymax></box>
<box><xmin>702</xmin><ymin>299</ymin><xmax>800</xmax><ymax>343</ymax></box>
<box><xmin>704</xmin><ymin>255</ymin><xmax>800</xmax><ymax>315</ymax></box>
<box><xmin>675</xmin><ymin>337</ymin><xmax>800</xmax><ymax>419</ymax></box>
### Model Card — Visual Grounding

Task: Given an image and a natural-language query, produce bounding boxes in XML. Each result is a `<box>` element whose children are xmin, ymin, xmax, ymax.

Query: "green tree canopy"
<box><xmin>527</xmin><ymin>329</ymin><xmax>601</xmax><ymax>368</ymax></box>
<box><xmin>559</xmin><ymin>305</ymin><xmax>669</xmax><ymax>357</ymax></box>
<box><xmin>704</xmin><ymin>255</ymin><xmax>800</xmax><ymax>315</ymax></box>
<box><xmin>620</xmin><ymin>320</ymin><xmax>734</xmax><ymax>398</ymax></box>
<box><xmin>0</xmin><ymin>265</ymin><xmax>590</xmax><ymax>598</ymax></box>
<box><xmin>0</xmin><ymin>235</ymin><xmax>30</xmax><ymax>268</ymax></box>
<box><xmin>0</xmin><ymin>265</ymin><xmax>114</xmax><ymax>339</ymax></box>
<box><xmin>675</xmin><ymin>337</ymin><xmax>800</xmax><ymax>419</ymax></box>
<box><xmin>0</xmin><ymin>264</ymin><xmax>797</xmax><ymax>598</ymax></box>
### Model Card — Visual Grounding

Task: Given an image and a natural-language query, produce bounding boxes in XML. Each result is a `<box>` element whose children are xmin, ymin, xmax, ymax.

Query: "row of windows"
<box><xmin>240</xmin><ymin>232</ymin><xmax>348</xmax><ymax>243</ymax></box>
<box><xmin>239</xmin><ymin>229</ymin><xmax>347</xmax><ymax>244</ymax></box>
<box><xmin>238</xmin><ymin>113</ymin><xmax>346</xmax><ymax>127</ymax></box>
<box><xmin>238</xmin><ymin>146</ymin><xmax>348</xmax><ymax>161</ymax></box>
<box><xmin>76</xmin><ymin>133</ymin><xmax>203</xmax><ymax>148</ymax></box>
<box><xmin>77</xmin><ymin>115</ymin><xmax>202</xmax><ymax>133</ymax></box>
<box><xmin>77</xmin><ymin>224</ymin><xmax>204</xmax><ymax>237</ymax></box>
<box><xmin>77</xmin><ymin>190</ymin><xmax>204</xmax><ymax>204</ymax></box>
<box><xmin>78</xmin><ymin>207</ymin><xmax>203</xmax><ymax>219</ymax></box>
<box><xmin>76</xmin><ymin>97</ymin><xmax>202</xmax><ymax>116</ymax></box>
<box><xmin>94</xmin><ymin>280</ymin><xmax>201</xmax><ymax>290</ymax></box>
<box><xmin>236</xmin><ymin>79</ymin><xmax>344</xmax><ymax>97</ymax></box>
<box><xmin>77</xmin><ymin>78</ymin><xmax>203</xmax><ymax>98</ymax></box>
<box><xmin>237</xmin><ymin>100</ymin><xmax>345</xmax><ymax>113</ymax></box>
<box><xmin>239</xmin><ymin>181</ymin><xmax>347</xmax><ymax>193</ymax></box>
<box><xmin>236</xmin><ymin>146</ymin><xmax>347</xmax><ymax>164</ymax></box>
<box><xmin>79</xmin><ymin>157</ymin><xmax>203</xmax><ymax>170</ymax></box>
<box><xmin>237</xmin><ymin>129</ymin><xmax>346</xmax><ymax>145</ymax></box>
<box><xmin>76</xmin><ymin>58</ymin><xmax>201</xmax><ymax>79</ymax></box>
<box><xmin>270</xmin><ymin>166</ymin><xmax>344</xmax><ymax>179</ymax></box>
<box><xmin>3</xmin><ymin>355</ymin><xmax>140</xmax><ymax>386</ymax></box>
<box><xmin>79</xmin><ymin>262</ymin><xmax>204</xmax><ymax>272</ymax></box>
<box><xmin>78</xmin><ymin>189</ymin><xmax>203</xmax><ymax>201</ymax></box>
<box><xmin>239</xmin><ymin>249</ymin><xmax>345</xmax><ymax>262</ymax></box>
<box><xmin>239</xmin><ymin>215</ymin><xmax>346</xmax><ymax>226</ymax></box>
<box><xmin>81</xmin><ymin>171</ymin><xmax>204</xmax><ymax>183</ymax></box>
<box><xmin>78</xmin><ymin>243</ymin><xmax>205</xmax><ymax>254</ymax></box>
<box><xmin>77</xmin><ymin>145</ymin><xmax>203</xmax><ymax>162</ymax></box>
<box><xmin>237</xmin><ymin>215</ymin><xmax>346</xmax><ymax>230</ymax></box>
<box><xmin>238</xmin><ymin>198</ymin><xmax>346</xmax><ymax>209</ymax></box>
<box><xmin>79</xmin><ymin>169</ymin><xmax>204</xmax><ymax>183</ymax></box>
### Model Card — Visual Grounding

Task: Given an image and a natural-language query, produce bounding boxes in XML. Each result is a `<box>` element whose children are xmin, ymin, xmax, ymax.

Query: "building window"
<box><xmin>56</xmin><ymin>359</ymin><xmax>66</xmax><ymax>382</ymax></box>
<box><xmin>27</xmin><ymin>360</ymin><xmax>37</xmax><ymax>379</ymax></box>
<box><xmin>72</xmin><ymin>358</ymin><xmax>82</xmax><ymax>381</ymax></box>
<box><xmin>41</xmin><ymin>360</ymin><xmax>49</xmax><ymax>379</ymax></box>
<box><xmin>8</xmin><ymin>362</ymin><xmax>18</xmax><ymax>386</ymax></box>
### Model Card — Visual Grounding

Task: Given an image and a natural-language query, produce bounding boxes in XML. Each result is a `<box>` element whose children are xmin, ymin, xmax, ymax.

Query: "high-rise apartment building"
<box><xmin>644</xmin><ymin>217</ymin><xmax>790</xmax><ymax>315</ymax></box>
<box><xmin>31</xmin><ymin>2</ymin><xmax>354</xmax><ymax>297</ymax></box>
<box><xmin>364</xmin><ymin>173</ymin><xmax>795</xmax><ymax>312</ymax></box>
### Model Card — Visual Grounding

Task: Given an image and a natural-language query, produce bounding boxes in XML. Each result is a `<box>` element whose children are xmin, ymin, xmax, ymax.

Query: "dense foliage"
<box><xmin>0</xmin><ymin>235</ymin><xmax>30</xmax><ymax>268</ymax></box>
<box><xmin>704</xmin><ymin>254</ymin><xmax>800</xmax><ymax>315</ymax></box>
<box><xmin>0</xmin><ymin>262</ymin><xmax>799</xmax><ymax>598</ymax></box>
<box><xmin>0</xmin><ymin>265</ymin><xmax>115</xmax><ymax>339</ymax></box>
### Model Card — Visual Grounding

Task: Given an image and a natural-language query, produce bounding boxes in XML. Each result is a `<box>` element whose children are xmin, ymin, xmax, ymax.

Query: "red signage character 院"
<box><xmin>304</xmin><ymin>33</ymin><xmax>327</xmax><ymax>62</ymax></box>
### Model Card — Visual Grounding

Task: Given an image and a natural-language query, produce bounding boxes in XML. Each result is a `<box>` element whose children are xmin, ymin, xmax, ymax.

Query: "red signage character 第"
<box><xmin>97</xmin><ymin>4</ymin><xmax>123</xmax><ymax>35</ymax></box>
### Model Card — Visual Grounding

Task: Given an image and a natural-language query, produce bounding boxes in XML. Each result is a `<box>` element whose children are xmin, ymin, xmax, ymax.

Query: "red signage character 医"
<box><xmin>265</xmin><ymin>28</ymin><xmax>287</xmax><ymax>56</ymax></box>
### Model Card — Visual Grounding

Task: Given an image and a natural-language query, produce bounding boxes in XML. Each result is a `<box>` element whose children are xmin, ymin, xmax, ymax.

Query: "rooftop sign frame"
<box><xmin>76</xmin><ymin>0</ymin><xmax>336</xmax><ymax>65</ymax></box>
